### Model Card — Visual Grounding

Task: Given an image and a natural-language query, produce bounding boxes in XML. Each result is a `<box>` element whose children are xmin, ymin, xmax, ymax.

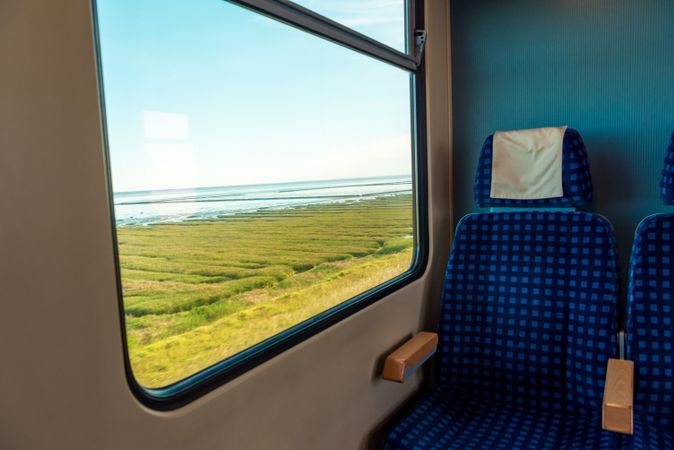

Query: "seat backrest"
<box><xmin>626</xmin><ymin>132</ymin><xmax>674</xmax><ymax>428</ymax></box>
<box><xmin>659</xmin><ymin>132</ymin><xmax>674</xmax><ymax>205</ymax></box>
<box><xmin>437</xmin><ymin>128</ymin><xmax>618</xmax><ymax>416</ymax></box>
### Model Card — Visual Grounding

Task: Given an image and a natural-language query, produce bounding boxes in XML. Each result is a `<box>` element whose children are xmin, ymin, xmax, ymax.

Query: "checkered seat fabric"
<box><xmin>660</xmin><ymin>132</ymin><xmax>674</xmax><ymax>205</ymax></box>
<box><xmin>622</xmin><ymin>213</ymin><xmax>674</xmax><ymax>450</ymax></box>
<box><xmin>385</xmin><ymin>129</ymin><xmax>619</xmax><ymax>450</ymax></box>
<box><xmin>385</xmin><ymin>387</ymin><xmax>615</xmax><ymax>450</ymax></box>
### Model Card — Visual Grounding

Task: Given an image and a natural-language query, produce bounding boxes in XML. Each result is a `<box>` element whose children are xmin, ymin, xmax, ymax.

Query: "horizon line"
<box><xmin>113</xmin><ymin>174</ymin><xmax>412</xmax><ymax>196</ymax></box>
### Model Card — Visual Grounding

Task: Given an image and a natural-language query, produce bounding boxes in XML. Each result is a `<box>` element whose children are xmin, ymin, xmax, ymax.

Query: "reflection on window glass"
<box><xmin>96</xmin><ymin>0</ymin><xmax>416</xmax><ymax>389</ymax></box>
<box><xmin>292</xmin><ymin>0</ymin><xmax>407</xmax><ymax>51</ymax></box>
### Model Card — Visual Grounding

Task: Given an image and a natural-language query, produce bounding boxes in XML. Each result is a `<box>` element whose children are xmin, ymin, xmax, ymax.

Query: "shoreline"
<box><xmin>116</xmin><ymin>190</ymin><xmax>413</xmax><ymax>227</ymax></box>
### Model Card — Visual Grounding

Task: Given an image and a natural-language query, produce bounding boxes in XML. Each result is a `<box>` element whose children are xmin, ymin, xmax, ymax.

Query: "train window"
<box><xmin>95</xmin><ymin>0</ymin><xmax>425</xmax><ymax>406</ymax></box>
<box><xmin>291</xmin><ymin>0</ymin><xmax>408</xmax><ymax>52</ymax></box>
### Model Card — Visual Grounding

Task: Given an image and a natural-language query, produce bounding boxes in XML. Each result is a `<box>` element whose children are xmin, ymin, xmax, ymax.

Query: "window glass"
<box><xmin>292</xmin><ymin>0</ymin><xmax>407</xmax><ymax>52</ymax></box>
<box><xmin>96</xmin><ymin>0</ymin><xmax>416</xmax><ymax>389</ymax></box>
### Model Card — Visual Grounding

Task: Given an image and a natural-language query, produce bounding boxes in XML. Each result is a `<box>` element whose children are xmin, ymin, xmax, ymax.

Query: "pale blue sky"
<box><xmin>96</xmin><ymin>0</ymin><xmax>411</xmax><ymax>192</ymax></box>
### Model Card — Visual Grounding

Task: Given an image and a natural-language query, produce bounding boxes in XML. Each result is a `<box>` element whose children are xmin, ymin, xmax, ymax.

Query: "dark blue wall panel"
<box><xmin>451</xmin><ymin>0</ymin><xmax>674</xmax><ymax>316</ymax></box>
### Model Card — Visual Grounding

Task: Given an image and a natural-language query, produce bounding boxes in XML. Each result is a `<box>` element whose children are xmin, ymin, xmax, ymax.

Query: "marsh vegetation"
<box><xmin>119</xmin><ymin>194</ymin><xmax>414</xmax><ymax>388</ymax></box>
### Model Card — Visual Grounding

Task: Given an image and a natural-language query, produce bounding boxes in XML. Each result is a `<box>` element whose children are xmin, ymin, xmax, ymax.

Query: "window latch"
<box><xmin>414</xmin><ymin>29</ymin><xmax>427</xmax><ymax>67</ymax></box>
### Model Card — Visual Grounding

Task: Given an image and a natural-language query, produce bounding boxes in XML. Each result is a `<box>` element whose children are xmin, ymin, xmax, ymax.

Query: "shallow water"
<box><xmin>113</xmin><ymin>175</ymin><xmax>412</xmax><ymax>226</ymax></box>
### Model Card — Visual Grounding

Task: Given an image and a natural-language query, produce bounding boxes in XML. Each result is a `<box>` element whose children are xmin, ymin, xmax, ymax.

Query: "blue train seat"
<box><xmin>622</xmin><ymin>133</ymin><xmax>674</xmax><ymax>450</ymax></box>
<box><xmin>385</xmin><ymin>128</ymin><xmax>620</xmax><ymax>450</ymax></box>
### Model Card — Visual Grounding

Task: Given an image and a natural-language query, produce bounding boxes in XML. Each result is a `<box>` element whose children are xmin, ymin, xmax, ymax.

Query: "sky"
<box><xmin>96</xmin><ymin>0</ymin><xmax>411</xmax><ymax>192</ymax></box>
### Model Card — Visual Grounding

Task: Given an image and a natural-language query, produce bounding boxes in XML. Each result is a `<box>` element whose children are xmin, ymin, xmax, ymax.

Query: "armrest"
<box><xmin>382</xmin><ymin>332</ymin><xmax>438</xmax><ymax>383</ymax></box>
<box><xmin>602</xmin><ymin>358</ymin><xmax>634</xmax><ymax>435</ymax></box>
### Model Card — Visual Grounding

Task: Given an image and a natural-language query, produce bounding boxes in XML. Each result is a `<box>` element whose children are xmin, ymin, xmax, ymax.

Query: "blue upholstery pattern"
<box><xmin>474</xmin><ymin>129</ymin><xmax>593</xmax><ymax>208</ymax></box>
<box><xmin>660</xmin><ymin>132</ymin><xmax>674</xmax><ymax>205</ymax></box>
<box><xmin>385</xmin><ymin>388</ymin><xmax>617</xmax><ymax>450</ymax></box>
<box><xmin>437</xmin><ymin>212</ymin><xmax>618</xmax><ymax>412</ymax></box>
<box><xmin>385</xmin><ymin>211</ymin><xmax>619</xmax><ymax>449</ymax></box>
<box><xmin>624</xmin><ymin>213</ymin><xmax>674</xmax><ymax>450</ymax></box>
<box><xmin>620</xmin><ymin>421</ymin><xmax>673</xmax><ymax>450</ymax></box>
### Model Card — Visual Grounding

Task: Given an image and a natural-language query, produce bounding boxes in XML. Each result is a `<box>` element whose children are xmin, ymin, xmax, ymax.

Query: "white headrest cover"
<box><xmin>490</xmin><ymin>126</ymin><xmax>567</xmax><ymax>200</ymax></box>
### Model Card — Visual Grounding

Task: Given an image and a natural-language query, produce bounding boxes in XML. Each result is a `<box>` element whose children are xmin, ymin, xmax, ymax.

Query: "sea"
<box><xmin>113</xmin><ymin>175</ymin><xmax>412</xmax><ymax>226</ymax></box>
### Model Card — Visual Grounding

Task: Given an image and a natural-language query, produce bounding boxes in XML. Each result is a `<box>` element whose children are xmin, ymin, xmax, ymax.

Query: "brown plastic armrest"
<box><xmin>602</xmin><ymin>358</ymin><xmax>634</xmax><ymax>434</ymax></box>
<box><xmin>382</xmin><ymin>332</ymin><xmax>438</xmax><ymax>383</ymax></box>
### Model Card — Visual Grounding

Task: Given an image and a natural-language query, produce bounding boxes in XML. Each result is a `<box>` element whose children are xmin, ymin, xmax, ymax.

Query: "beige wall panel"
<box><xmin>0</xmin><ymin>1</ymin><xmax>452</xmax><ymax>449</ymax></box>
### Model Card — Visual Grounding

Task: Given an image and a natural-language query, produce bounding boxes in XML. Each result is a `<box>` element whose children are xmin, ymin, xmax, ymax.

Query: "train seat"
<box><xmin>384</xmin><ymin>128</ymin><xmax>620</xmax><ymax>449</ymax></box>
<box><xmin>621</xmin><ymin>133</ymin><xmax>674</xmax><ymax>450</ymax></box>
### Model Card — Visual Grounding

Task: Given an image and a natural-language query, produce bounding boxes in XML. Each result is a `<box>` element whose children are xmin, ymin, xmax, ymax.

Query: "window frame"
<box><xmin>93</xmin><ymin>0</ymin><xmax>429</xmax><ymax>410</ymax></box>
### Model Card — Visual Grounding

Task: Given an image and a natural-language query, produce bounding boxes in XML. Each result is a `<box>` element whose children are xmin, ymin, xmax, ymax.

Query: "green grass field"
<box><xmin>118</xmin><ymin>194</ymin><xmax>414</xmax><ymax>388</ymax></box>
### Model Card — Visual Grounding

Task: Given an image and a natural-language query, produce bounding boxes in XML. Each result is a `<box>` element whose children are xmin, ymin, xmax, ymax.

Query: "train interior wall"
<box><xmin>450</xmin><ymin>0</ymin><xmax>674</xmax><ymax>317</ymax></box>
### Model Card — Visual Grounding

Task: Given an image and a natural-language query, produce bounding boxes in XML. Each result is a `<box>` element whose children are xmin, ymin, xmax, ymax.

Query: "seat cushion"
<box><xmin>384</xmin><ymin>387</ymin><xmax>617</xmax><ymax>450</ymax></box>
<box><xmin>620</xmin><ymin>420</ymin><xmax>673</xmax><ymax>450</ymax></box>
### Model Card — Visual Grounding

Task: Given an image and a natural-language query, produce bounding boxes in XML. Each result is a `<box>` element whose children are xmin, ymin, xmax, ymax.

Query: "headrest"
<box><xmin>474</xmin><ymin>128</ymin><xmax>592</xmax><ymax>208</ymax></box>
<box><xmin>659</xmin><ymin>132</ymin><xmax>674</xmax><ymax>205</ymax></box>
